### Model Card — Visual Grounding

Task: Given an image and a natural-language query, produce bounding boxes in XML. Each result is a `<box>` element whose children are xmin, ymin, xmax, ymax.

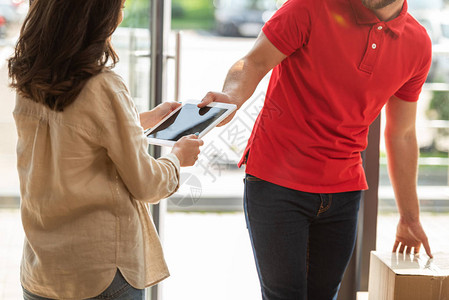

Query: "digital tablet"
<box><xmin>146</xmin><ymin>101</ymin><xmax>237</xmax><ymax>147</ymax></box>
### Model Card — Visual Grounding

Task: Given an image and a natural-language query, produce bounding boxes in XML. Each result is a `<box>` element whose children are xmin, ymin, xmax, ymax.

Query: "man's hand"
<box><xmin>198</xmin><ymin>92</ymin><xmax>238</xmax><ymax>127</ymax></box>
<box><xmin>140</xmin><ymin>101</ymin><xmax>181</xmax><ymax>130</ymax></box>
<box><xmin>198</xmin><ymin>32</ymin><xmax>287</xmax><ymax>127</ymax></box>
<box><xmin>393</xmin><ymin>218</ymin><xmax>432</xmax><ymax>258</ymax></box>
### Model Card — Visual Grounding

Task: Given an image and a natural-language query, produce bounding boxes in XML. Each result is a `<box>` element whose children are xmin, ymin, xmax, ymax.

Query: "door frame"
<box><xmin>148</xmin><ymin>0</ymin><xmax>172</xmax><ymax>299</ymax></box>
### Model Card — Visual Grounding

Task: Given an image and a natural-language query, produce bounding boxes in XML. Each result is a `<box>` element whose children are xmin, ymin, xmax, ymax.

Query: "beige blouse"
<box><xmin>13</xmin><ymin>69</ymin><xmax>179</xmax><ymax>299</ymax></box>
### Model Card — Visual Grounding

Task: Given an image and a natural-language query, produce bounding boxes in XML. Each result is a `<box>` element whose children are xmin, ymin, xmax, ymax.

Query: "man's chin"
<box><xmin>361</xmin><ymin>0</ymin><xmax>397</xmax><ymax>10</ymax></box>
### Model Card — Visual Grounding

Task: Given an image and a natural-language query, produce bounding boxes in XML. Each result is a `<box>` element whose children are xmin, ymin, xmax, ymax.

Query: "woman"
<box><xmin>8</xmin><ymin>0</ymin><xmax>203</xmax><ymax>299</ymax></box>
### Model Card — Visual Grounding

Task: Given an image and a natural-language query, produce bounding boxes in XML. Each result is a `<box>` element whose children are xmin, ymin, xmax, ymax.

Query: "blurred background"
<box><xmin>0</xmin><ymin>0</ymin><xmax>448</xmax><ymax>299</ymax></box>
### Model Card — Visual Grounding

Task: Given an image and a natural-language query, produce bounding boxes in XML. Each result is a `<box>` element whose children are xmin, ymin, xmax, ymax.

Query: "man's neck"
<box><xmin>370</xmin><ymin>0</ymin><xmax>405</xmax><ymax>21</ymax></box>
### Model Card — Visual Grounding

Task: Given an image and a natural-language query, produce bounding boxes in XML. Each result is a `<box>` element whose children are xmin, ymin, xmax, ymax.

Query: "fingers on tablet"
<box><xmin>199</xmin><ymin>92</ymin><xmax>215</xmax><ymax>107</ymax></box>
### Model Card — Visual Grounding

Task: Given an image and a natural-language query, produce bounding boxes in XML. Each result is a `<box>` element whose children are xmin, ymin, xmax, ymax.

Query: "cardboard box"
<box><xmin>368</xmin><ymin>251</ymin><xmax>449</xmax><ymax>300</ymax></box>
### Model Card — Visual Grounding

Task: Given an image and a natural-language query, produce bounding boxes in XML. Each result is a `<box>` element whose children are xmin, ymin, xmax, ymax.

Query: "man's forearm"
<box><xmin>385</xmin><ymin>133</ymin><xmax>421</xmax><ymax>222</ymax></box>
<box><xmin>222</xmin><ymin>57</ymin><xmax>271</xmax><ymax>109</ymax></box>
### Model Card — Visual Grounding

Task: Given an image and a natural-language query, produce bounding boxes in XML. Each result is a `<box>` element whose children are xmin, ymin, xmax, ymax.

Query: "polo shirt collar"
<box><xmin>349</xmin><ymin>0</ymin><xmax>408</xmax><ymax>36</ymax></box>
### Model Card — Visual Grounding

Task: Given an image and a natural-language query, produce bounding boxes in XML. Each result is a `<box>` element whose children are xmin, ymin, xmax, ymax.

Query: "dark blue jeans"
<box><xmin>22</xmin><ymin>269</ymin><xmax>145</xmax><ymax>300</ymax></box>
<box><xmin>244</xmin><ymin>174</ymin><xmax>362</xmax><ymax>300</ymax></box>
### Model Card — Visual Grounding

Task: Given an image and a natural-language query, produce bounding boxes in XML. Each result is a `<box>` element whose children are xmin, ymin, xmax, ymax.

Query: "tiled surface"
<box><xmin>1</xmin><ymin>209</ymin><xmax>448</xmax><ymax>300</ymax></box>
<box><xmin>357</xmin><ymin>292</ymin><xmax>369</xmax><ymax>300</ymax></box>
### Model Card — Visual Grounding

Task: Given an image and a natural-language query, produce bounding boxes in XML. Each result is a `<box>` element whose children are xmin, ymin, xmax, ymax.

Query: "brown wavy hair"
<box><xmin>8</xmin><ymin>0</ymin><xmax>123</xmax><ymax>111</ymax></box>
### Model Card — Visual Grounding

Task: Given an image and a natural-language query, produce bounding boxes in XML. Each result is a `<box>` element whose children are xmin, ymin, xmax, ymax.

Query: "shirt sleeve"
<box><xmin>262</xmin><ymin>0</ymin><xmax>319</xmax><ymax>56</ymax></box>
<box><xmin>394</xmin><ymin>35</ymin><xmax>432</xmax><ymax>102</ymax></box>
<box><xmin>98</xmin><ymin>73</ymin><xmax>180</xmax><ymax>204</ymax></box>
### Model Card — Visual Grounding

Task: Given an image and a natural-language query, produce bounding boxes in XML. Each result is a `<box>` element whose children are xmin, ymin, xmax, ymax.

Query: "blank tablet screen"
<box><xmin>146</xmin><ymin>103</ymin><xmax>228</xmax><ymax>142</ymax></box>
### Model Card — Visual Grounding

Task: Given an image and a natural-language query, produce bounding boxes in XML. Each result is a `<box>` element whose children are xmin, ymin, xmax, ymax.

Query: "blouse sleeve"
<box><xmin>98</xmin><ymin>73</ymin><xmax>180</xmax><ymax>203</ymax></box>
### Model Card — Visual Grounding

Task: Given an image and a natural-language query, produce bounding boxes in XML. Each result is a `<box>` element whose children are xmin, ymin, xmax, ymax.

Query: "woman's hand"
<box><xmin>139</xmin><ymin>101</ymin><xmax>181</xmax><ymax>130</ymax></box>
<box><xmin>171</xmin><ymin>135</ymin><xmax>204</xmax><ymax>167</ymax></box>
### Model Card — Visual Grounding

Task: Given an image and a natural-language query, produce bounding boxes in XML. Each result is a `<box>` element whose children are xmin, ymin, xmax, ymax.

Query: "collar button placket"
<box><xmin>358</xmin><ymin>24</ymin><xmax>384</xmax><ymax>74</ymax></box>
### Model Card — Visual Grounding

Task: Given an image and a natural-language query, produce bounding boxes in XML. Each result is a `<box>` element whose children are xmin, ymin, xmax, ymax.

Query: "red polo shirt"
<box><xmin>238</xmin><ymin>0</ymin><xmax>431</xmax><ymax>193</ymax></box>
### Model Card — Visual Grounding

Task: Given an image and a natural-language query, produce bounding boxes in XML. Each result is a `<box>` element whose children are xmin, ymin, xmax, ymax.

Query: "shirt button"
<box><xmin>377</xmin><ymin>26</ymin><xmax>383</xmax><ymax>30</ymax></box>
<box><xmin>372</xmin><ymin>43</ymin><xmax>377</xmax><ymax>49</ymax></box>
